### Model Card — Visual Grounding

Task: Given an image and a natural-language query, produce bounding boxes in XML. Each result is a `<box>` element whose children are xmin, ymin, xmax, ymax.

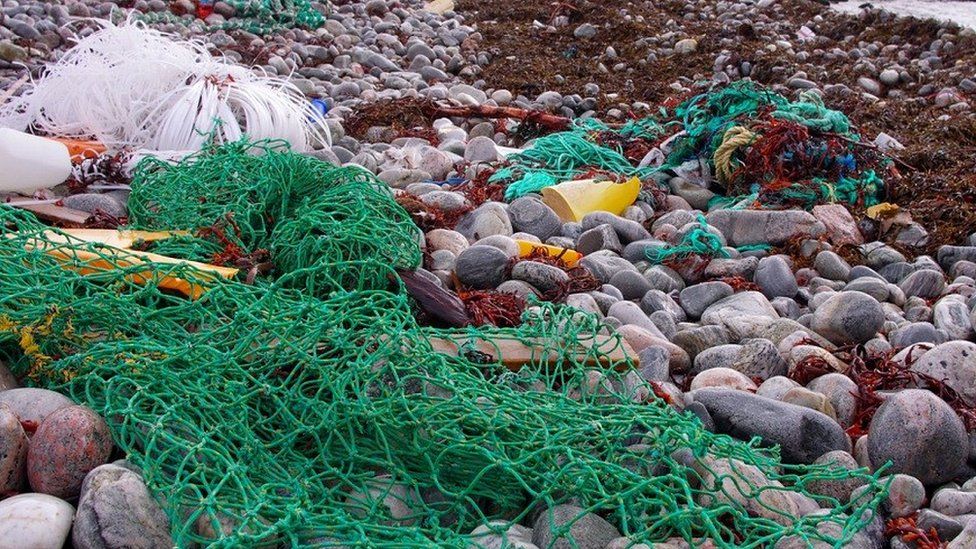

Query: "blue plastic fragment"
<box><xmin>310</xmin><ymin>99</ymin><xmax>330</xmax><ymax>118</ymax></box>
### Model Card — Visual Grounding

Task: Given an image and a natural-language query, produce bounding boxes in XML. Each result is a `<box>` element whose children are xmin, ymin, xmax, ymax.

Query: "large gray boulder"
<box><xmin>701</xmin><ymin>291</ymin><xmax>778</xmax><ymax>325</ymax></box>
<box><xmin>693</xmin><ymin>388</ymin><xmax>851</xmax><ymax>464</ymax></box>
<box><xmin>810</xmin><ymin>291</ymin><xmax>884</xmax><ymax>345</ymax></box>
<box><xmin>532</xmin><ymin>504</ymin><xmax>620</xmax><ymax>549</ymax></box>
<box><xmin>867</xmin><ymin>389</ymin><xmax>967</xmax><ymax>485</ymax></box>
<box><xmin>705</xmin><ymin>210</ymin><xmax>825</xmax><ymax>247</ymax></box>
<box><xmin>72</xmin><ymin>464</ymin><xmax>172</xmax><ymax>549</ymax></box>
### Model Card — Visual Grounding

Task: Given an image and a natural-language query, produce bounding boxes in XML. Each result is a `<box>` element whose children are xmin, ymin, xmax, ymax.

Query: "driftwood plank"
<box><xmin>427</xmin><ymin>334</ymin><xmax>637</xmax><ymax>371</ymax></box>
<box><xmin>5</xmin><ymin>200</ymin><xmax>91</xmax><ymax>227</ymax></box>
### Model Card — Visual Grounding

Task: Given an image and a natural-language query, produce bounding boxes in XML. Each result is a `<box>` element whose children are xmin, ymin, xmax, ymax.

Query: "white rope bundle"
<box><xmin>0</xmin><ymin>20</ymin><xmax>330</xmax><ymax>152</ymax></box>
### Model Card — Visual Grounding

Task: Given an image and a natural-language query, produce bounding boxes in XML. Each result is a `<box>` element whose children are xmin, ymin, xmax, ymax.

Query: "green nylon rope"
<box><xmin>492</xmin><ymin>82</ymin><xmax>879</xmax><ymax>211</ymax></box>
<box><xmin>645</xmin><ymin>214</ymin><xmax>770</xmax><ymax>264</ymax></box>
<box><xmin>495</xmin><ymin>118</ymin><xmax>663</xmax><ymax>200</ymax></box>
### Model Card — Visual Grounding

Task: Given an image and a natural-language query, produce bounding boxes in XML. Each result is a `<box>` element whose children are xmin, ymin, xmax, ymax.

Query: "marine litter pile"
<box><xmin>1</xmin><ymin>1</ymin><xmax>976</xmax><ymax>548</ymax></box>
<box><xmin>0</xmin><ymin>139</ymin><xmax>889</xmax><ymax>547</ymax></box>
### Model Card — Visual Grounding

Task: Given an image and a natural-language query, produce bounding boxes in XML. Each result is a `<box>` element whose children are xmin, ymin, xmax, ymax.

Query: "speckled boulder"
<box><xmin>27</xmin><ymin>405</ymin><xmax>113</xmax><ymax>499</ymax></box>
<box><xmin>867</xmin><ymin>390</ymin><xmax>966</xmax><ymax>485</ymax></box>
<box><xmin>0</xmin><ymin>403</ymin><xmax>28</xmax><ymax>493</ymax></box>
<box><xmin>72</xmin><ymin>464</ymin><xmax>172</xmax><ymax>549</ymax></box>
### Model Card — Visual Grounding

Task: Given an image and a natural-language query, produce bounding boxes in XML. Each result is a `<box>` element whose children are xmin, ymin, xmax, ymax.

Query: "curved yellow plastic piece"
<box><xmin>541</xmin><ymin>177</ymin><xmax>641</xmax><ymax>222</ymax></box>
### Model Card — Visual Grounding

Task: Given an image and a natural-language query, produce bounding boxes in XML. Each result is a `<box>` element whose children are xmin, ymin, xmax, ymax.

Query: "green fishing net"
<box><xmin>0</xmin><ymin>141</ymin><xmax>887</xmax><ymax>547</ymax></box>
<box><xmin>128</xmin><ymin>139</ymin><xmax>422</xmax><ymax>294</ymax></box>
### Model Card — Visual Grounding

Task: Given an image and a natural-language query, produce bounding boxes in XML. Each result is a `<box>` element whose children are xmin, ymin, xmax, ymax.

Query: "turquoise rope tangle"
<box><xmin>645</xmin><ymin>214</ymin><xmax>770</xmax><ymax>264</ymax></box>
<box><xmin>137</xmin><ymin>0</ymin><xmax>326</xmax><ymax>34</ymax></box>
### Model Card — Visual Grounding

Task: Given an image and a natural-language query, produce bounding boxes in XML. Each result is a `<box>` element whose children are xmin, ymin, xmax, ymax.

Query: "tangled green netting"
<box><xmin>491</xmin><ymin>81</ymin><xmax>884</xmax><ymax>211</ymax></box>
<box><xmin>671</xmin><ymin>81</ymin><xmax>852</xmax><ymax>149</ymax></box>
<box><xmin>128</xmin><ymin>139</ymin><xmax>421</xmax><ymax>294</ymax></box>
<box><xmin>494</xmin><ymin>118</ymin><xmax>664</xmax><ymax>200</ymax></box>
<box><xmin>662</xmin><ymin>82</ymin><xmax>884</xmax><ymax>209</ymax></box>
<box><xmin>0</xmin><ymin>141</ymin><xmax>887</xmax><ymax>547</ymax></box>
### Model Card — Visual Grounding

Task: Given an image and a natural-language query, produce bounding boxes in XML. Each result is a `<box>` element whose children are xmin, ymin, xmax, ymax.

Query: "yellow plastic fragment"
<box><xmin>423</xmin><ymin>0</ymin><xmax>454</xmax><ymax>14</ymax></box>
<box><xmin>56</xmin><ymin>229</ymin><xmax>190</xmax><ymax>249</ymax></box>
<box><xmin>19</xmin><ymin>229</ymin><xmax>236</xmax><ymax>299</ymax></box>
<box><xmin>541</xmin><ymin>177</ymin><xmax>641</xmax><ymax>222</ymax></box>
<box><xmin>515</xmin><ymin>240</ymin><xmax>582</xmax><ymax>267</ymax></box>
<box><xmin>865</xmin><ymin>202</ymin><xmax>900</xmax><ymax>219</ymax></box>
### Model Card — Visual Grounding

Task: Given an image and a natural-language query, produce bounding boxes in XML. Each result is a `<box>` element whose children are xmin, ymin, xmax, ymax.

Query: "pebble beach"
<box><xmin>1</xmin><ymin>0</ymin><xmax>976</xmax><ymax>547</ymax></box>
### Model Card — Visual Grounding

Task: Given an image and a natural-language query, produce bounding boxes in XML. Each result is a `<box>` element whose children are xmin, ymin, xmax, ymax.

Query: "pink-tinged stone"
<box><xmin>27</xmin><ymin>406</ymin><xmax>112</xmax><ymax>499</ymax></box>
<box><xmin>616</xmin><ymin>325</ymin><xmax>691</xmax><ymax>372</ymax></box>
<box><xmin>689</xmin><ymin>367</ymin><xmax>758</xmax><ymax>392</ymax></box>
<box><xmin>812</xmin><ymin>204</ymin><xmax>863</xmax><ymax>246</ymax></box>
<box><xmin>0</xmin><ymin>403</ymin><xmax>28</xmax><ymax>493</ymax></box>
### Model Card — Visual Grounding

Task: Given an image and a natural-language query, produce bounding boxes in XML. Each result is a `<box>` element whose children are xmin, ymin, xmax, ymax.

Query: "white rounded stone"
<box><xmin>0</xmin><ymin>493</ymin><xmax>74</xmax><ymax>549</ymax></box>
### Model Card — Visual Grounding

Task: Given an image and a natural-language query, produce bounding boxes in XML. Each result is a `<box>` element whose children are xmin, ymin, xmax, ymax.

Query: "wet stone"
<box><xmin>577</xmin><ymin>224</ymin><xmax>622</xmax><ymax>255</ymax></box>
<box><xmin>511</xmin><ymin>261</ymin><xmax>569</xmax><ymax>295</ymax></box>
<box><xmin>679</xmin><ymin>282</ymin><xmax>734</xmax><ymax>320</ymax></box>
<box><xmin>608</xmin><ymin>270</ymin><xmax>653</xmax><ymax>300</ymax></box>
<box><xmin>73</xmin><ymin>464</ymin><xmax>173</xmax><ymax>549</ymax></box>
<box><xmin>672</xmin><ymin>325</ymin><xmax>731</xmax><ymax>362</ymax></box>
<box><xmin>898</xmin><ymin>269</ymin><xmax>946</xmax><ymax>299</ymax></box>
<box><xmin>810</xmin><ymin>291</ymin><xmax>884</xmax><ymax>345</ymax></box>
<box><xmin>755</xmin><ymin>256</ymin><xmax>798</xmax><ymax>299</ymax></box>
<box><xmin>532</xmin><ymin>504</ymin><xmax>620</xmax><ymax>549</ymax></box>
<box><xmin>867</xmin><ymin>390</ymin><xmax>967</xmax><ymax>485</ymax></box>
<box><xmin>814</xmin><ymin>251</ymin><xmax>852</xmax><ymax>281</ymax></box>
<box><xmin>694</xmin><ymin>388</ymin><xmax>851</xmax><ymax>464</ymax></box>
<box><xmin>455</xmin><ymin>202</ymin><xmax>513</xmax><ymax>241</ymax></box>
<box><xmin>508</xmin><ymin>197</ymin><xmax>561</xmax><ymax>241</ymax></box>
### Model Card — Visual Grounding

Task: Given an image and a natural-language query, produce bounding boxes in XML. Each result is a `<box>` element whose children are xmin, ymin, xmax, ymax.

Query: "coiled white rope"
<box><xmin>0</xmin><ymin>20</ymin><xmax>331</xmax><ymax>152</ymax></box>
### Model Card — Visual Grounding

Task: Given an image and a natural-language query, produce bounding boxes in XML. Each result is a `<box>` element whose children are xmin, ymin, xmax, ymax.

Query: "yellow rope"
<box><xmin>714</xmin><ymin>126</ymin><xmax>756</xmax><ymax>184</ymax></box>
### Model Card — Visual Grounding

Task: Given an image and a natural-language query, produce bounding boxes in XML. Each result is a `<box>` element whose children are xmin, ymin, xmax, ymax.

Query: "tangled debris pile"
<box><xmin>452</xmin><ymin>0</ymin><xmax>976</xmax><ymax>256</ymax></box>
<box><xmin>1</xmin><ymin>0</ymin><xmax>976</xmax><ymax>547</ymax></box>
<box><xmin>1</xmin><ymin>144</ymin><xmax>888</xmax><ymax>547</ymax></box>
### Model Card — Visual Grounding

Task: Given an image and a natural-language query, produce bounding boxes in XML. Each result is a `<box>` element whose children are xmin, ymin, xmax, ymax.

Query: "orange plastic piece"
<box><xmin>44</xmin><ymin>137</ymin><xmax>107</xmax><ymax>162</ymax></box>
<box><xmin>515</xmin><ymin>239</ymin><xmax>582</xmax><ymax>267</ymax></box>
